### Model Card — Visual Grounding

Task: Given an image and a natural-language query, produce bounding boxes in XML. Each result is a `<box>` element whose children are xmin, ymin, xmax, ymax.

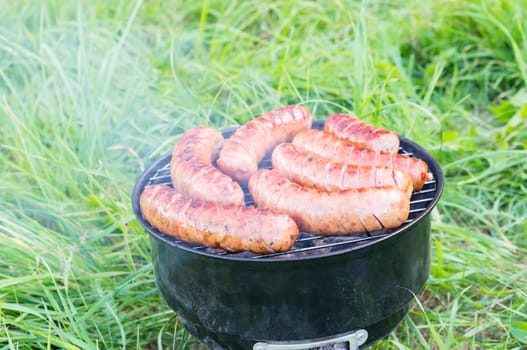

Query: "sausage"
<box><xmin>216</xmin><ymin>105</ymin><xmax>312</xmax><ymax>184</ymax></box>
<box><xmin>170</xmin><ymin>126</ymin><xmax>244</xmax><ymax>206</ymax></box>
<box><xmin>140</xmin><ymin>184</ymin><xmax>299</xmax><ymax>254</ymax></box>
<box><xmin>292</xmin><ymin>129</ymin><xmax>428</xmax><ymax>191</ymax></box>
<box><xmin>272</xmin><ymin>143</ymin><xmax>413</xmax><ymax>197</ymax></box>
<box><xmin>248</xmin><ymin>169</ymin><xmax>410</xmax><ymax>235</ymax></box>
<box><xmin>324</xmin><ymin>114</ymin><xmax>400</xmax><ymax>153</ymax></box>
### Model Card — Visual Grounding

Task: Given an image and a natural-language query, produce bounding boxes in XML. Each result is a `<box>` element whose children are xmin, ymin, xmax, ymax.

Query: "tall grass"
<box><xmin>1</xmin><ymin>0</ymin><xmax>526</xmax><ymax>349</ymax></box>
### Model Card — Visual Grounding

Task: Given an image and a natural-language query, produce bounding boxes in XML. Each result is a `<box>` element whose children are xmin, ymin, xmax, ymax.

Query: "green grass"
<box><xmin>1</xmin><ymin>0</ymin><xmax>526</xmax><ymax>349</ymax></box>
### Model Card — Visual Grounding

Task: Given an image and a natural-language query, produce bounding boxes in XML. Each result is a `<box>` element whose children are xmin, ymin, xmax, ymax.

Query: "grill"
<box><xmin>132</xmin><ymin>119</ymin><xmax>444</xmax><ymax>350</ymax></box>
<box><xmin>141</xmin><ymin>122</ymin><xmax>439</xmax><ymax>261</ymax></box>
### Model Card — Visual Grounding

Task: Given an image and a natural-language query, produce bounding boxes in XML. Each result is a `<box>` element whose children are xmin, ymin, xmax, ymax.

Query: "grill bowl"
<box><xmin>131</xmin><ymin>120</ymin><xmax>444</xmax><ymax>349</ymax></box>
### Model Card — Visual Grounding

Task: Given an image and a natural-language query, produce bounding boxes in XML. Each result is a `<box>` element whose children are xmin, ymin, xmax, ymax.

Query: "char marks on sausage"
<box><xmin>324</xmin><ymin>114</ymin><xmax>400</xmax><ymax>153</ymax></box>
<box><xmin>248</xmin><ymin>169</ymin><xmax>410</xmax><ymax>235</ymax></box>
<box><xmin>292</xmin><ymin>129</ymin><xmax>428</xmax><ymax>191</ymax></box>
<box><xmin>140</xmin><ymin>184</ymin><xmax>299</xmax><ymax>254</ymax></box>
<box><xmin>170</xmin><ymin>126</ymin><xmax>245</xmax><ymax>206</ymax></box>
<box><xmin>217</xmin><ymin>105</ymin><xmax>312</xmax><ymax>184</ymax></box>
<box><xmin>272</xmin><ymin>143</ymin><xmax>413</xmax><ymax>197</ymax></box>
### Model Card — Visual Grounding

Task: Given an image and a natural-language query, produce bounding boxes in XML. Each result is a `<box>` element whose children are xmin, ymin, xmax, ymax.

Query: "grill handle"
<box><xmin>253</xmin><ymin>329</ymin><xmax>368</xmax><ymax>350</ymax></box>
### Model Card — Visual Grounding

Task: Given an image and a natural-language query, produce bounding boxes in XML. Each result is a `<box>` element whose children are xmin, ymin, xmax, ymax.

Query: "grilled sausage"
<box><xmin>170</xmin><ymin>126</ymin><xmax>244</xmax><ymax>206</ymax></box>
<box><xmin>216</xmin><ymin>105</ymin><xmax>312</xmax><ymax>184</ymax></box>
<box><xmin>292</xmin><ymin>129</ymin><xmax>428</xmax><ymax>191</ymax></box>
<box><xmin>140</xmin><ymin>184</ymin><xmax>299</xmax><ymax>254</ymax></box>
<box><xmin>249</xmin><ymin>169</ymin><xmax>410</xmax><ymax>235</ymax></box>
<box><xmin>272</xmin><ymin>143</ymin><xmax>413</xmax><ymax>197</ymax></box>
<box><xmin>324</xmin><ymin>114</ymin><xmax>400</xmax><ymax>153</ymax></box>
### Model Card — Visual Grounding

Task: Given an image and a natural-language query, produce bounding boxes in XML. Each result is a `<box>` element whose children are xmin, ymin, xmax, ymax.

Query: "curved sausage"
<box><xmin>324</xmin><ymin>114</ymin><xmax>400</xmax><ymax>153</ymax></box>
<box><xmin>248</xmin><ymin>169</ymin><xmax>410</xmax><ymax>235</ymax></box>
<box><xmin>217</xmin><ymin>105</ymin><xmax>312</xmax><ymax>184</ymax></box>
<box><xmin>272</xmin><ymin>143</ymin><xmax>413</xmax><ymax>197</ymax></box>
<box><xmin>140</xmin><ymin>184</ymin><xmax>299</xmax><ymax>254</ymax></box>
<box><xmin>292</xmin><ymin>129</ymin><xmax>428</xmax><ymax>191</ymax></box>
<box><xmin>170</xmin><ymin>126</ymin><xmax>244</xmax><ymax>206</ymax></box>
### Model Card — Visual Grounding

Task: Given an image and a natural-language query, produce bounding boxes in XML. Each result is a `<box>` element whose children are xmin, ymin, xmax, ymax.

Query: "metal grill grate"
<box><xmin>144</xmin><ymin>143</ymin><xmax>438</xmax><ymax>260</ymax></box>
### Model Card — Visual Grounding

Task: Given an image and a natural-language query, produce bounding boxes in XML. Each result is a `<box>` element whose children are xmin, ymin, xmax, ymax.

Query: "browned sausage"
<box><xmin>292</xmin><ymin>129</ymin><xmax>428</xmax><ymax>191</ymax></box>
<box><xmin>248</xmin><ymin>169</ymin><xmax>410</xmax><ymax>235</ymax></box>
<box><xmin>272</xmin><ymin>143</ymin><xmax>413</xmax><ymax>197</ymax></box>
<box><xmin>170</xmin><ymin>126</ymin><xmax>244</xmax><ymax>206</ymax></box>
<box><xmin>217</xmin><ymin>105</ymin><xmax>312</xmax><ymax>184</ymax></box>
<box><xmin>140</xmin><ymin>184</ymin><xmax>299</xmax><ymax>254</ymax></box>
<box><xmin>324</xmin><ymin>114</ymin><xmax>400</xmax><ymax>153</ymax></box>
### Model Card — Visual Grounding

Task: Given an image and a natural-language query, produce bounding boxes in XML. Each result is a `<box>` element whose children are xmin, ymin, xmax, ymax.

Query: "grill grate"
<box><xmin>144</xmin><ymin>144</ymin><xmax>438</xmax><ymax>260</ymax></box>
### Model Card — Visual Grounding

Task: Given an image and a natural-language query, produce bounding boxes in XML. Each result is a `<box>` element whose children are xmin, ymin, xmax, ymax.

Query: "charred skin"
<box><xmin>324</xmin><ymin>114</ymin><xmax>400</xmax><ymax>154</ymax></box>
<box><xmin>249</xmin><ymin>169</ymin><xmax>410</xmax><ymax>235</ymax></box>
<box><xmin>140</xmin><ymin>185</ymin><xmax>299</xmax><ymax>254</ymax></box>
<box><xmin>216</xmin><ymin>105</ymin><xmax>313</xmax><ymax>184</ymax></box>
<box><xmin>272</xmin><ymin>143</ymin><xmax>413</xmax><ymax>197</ymax></box>
<box><xmin>292</xmin><ymin>129</ymin><xmax>428</xmax><ymax>191</ymax></box>
<box><xmin>170</xmin><ymin>126</ymin><xmax>244</xmax><ymax>206</ymax></box>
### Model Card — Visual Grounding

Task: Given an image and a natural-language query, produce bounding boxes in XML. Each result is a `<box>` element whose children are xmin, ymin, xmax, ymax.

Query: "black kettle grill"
<box><xmin>131</xmin><ymin>120</ymin><xmax>444</xmax><ymax>349</ymax></box>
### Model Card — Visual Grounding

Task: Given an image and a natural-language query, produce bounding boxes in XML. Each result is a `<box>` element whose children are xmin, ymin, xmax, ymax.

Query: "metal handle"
<box><xmin>253</xmin><ymin>329</ymin><xmax>368</xmax><ymax>350</ymax></box>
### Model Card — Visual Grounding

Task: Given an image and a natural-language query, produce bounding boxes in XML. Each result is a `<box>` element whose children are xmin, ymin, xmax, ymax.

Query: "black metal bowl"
<box><xmin>131</xmin><ymin>120</ymin><xmax>444</xmax><ymax>349</ymax></box>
